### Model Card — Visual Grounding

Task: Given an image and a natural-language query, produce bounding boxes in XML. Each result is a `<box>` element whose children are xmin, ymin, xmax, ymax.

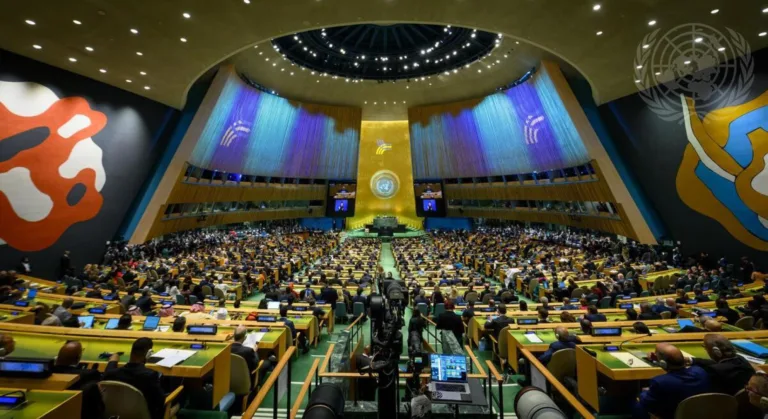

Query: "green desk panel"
<box><xmin>0</xmin><ymin>390</ymin><xmax>75</xmax><ymax>419</ymax></box>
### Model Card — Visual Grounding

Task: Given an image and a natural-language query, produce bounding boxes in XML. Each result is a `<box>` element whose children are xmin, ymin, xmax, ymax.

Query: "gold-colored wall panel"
<box><xmin>348</xmin><ymin>121</ymin><xmax>421</xmax><ymax>230</ymax></box>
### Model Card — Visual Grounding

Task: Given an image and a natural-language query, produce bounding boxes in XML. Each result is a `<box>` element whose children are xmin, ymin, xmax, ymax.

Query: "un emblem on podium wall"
<box><xmin>370</xmin><ymin>170</ymin><xmax>400</xmax><ymax>199</ymax></box>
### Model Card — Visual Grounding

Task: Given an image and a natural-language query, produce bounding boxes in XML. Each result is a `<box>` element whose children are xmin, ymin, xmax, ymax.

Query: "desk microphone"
<box><xmin>617</xmin><ymin>332</ymin><xmax>653</xmax><ymax>351</ymax></box>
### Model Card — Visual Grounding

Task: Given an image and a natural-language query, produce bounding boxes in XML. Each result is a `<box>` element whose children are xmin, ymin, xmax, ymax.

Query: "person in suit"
<box><xmin>461</xmin><ymin>301</ymin><xmax>475</xmax><ymax>324</ymax></box>
<box><xmin>408</xmin><ymin>308</ymin><xmax>428</xmax><ymax>336</ymax></box>
<box><xmin>633</xmin><ymin>343</ymin><xmax>712</xmax><ymax>419</ymax></box>
<box><xmin>414</xmin><ymin>289</ymin><xmax>431</xmax><ymax>313</ymax></box>
<box><xmin>538</xmin><ymin>326</ymin><xmax>580</xmax><ymax>365</ymax></box>
<box><xmin>54</xmin><ymin>341</ymin><xmax>107</xmax><ymax>418</ymax></box>
<box><xmin>59</xmin><ymin>250</ymin><xmax>71</xmax><ymax>279</ymax></box>
<box><xmin>584</xmin><ymin>305</ymin><xmax>607</xmax><ymax>322</ymax></box>
<box><xmin>638</xmin><ymin>303</ymin><xmax>661</xmax><ymax>320</ymax></box>
<box><xmin>435</xmin><ymin>299</ymin><xmax>464</xmax><ymax>343</ymax></box>
<box><xmin>715</xmin><ymin>299</ymin><xmax>740</xmax><ymax>325</ymax></box>
<box><xmin>688</xmin><ymin>334</ymin><xmax>754</xmax><ymax>395</ymax></box>
<box><xmin>135</xmin><ymin>289</ymin><xmax>157</xmax><ymax>314</ymax></box>
<box><xmin>103</xmin><ymin>338</ymin><xmax>171</xmax><ymax>419</ymax></box>
<box><xmin>301</xmin><ymin>282</ymin><xmax>317</xmax><ymax>301</ymax></box>
<box><xmin>537</xmin><ymin>306</ymin><xmax>551</xmax><ymax>323</ymax></box>
<box><xmin>320</xmin><ymin>285</ymin><xmax>338</xmax><ymax>308</ymax></box>
<box><xmin>231</xmin><ymin>325</ymin><xmax>259</xmax><ymax>386</ymax></box>
<box><xmin>484</xmin><ymin>304</ymin><xmax>514</xmax><ymax>339</ymax></box>
<box><xmin>171</xmin><ymin>316</ymin><xmax>186</xmax><ymax>332</ymax></box>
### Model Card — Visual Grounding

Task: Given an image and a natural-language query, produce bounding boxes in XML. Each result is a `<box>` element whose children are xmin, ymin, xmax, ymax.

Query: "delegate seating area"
<box><xmin>2</xmin><ymin>225</ymin><xmax>768</xmax><ymax>419</ymax></box>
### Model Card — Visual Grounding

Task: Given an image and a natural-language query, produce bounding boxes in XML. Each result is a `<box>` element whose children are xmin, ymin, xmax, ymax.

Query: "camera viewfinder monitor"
<box><xmin>142</xmin><ymin>316</ymin><xmax>160</xmax><ymax>331</ymax></box>
<box><xmin>430</xmin><ymin>354</ymin><xmax>467</xmax><ymax>383</ymax></box>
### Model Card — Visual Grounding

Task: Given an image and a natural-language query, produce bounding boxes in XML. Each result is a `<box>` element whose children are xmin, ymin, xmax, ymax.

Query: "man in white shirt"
<box><xmin>215</xmin><ymin>279</ymin><xmax>230</xmax><ymax>293</ymax></box>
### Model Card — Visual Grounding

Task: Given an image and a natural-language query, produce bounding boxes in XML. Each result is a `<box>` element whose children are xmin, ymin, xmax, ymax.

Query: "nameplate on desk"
<box><xmin>257</xmin><ymin>316</ymin><xmax>277</xmax><ymax>322</ymax></box>
<box><xmin>0</xmin><ymin>358</ymin><xmax>54</xmax><ymax>378</ymax></box>
<box><xmin>88</xmin><ymin>307</ymin><xmax>106</xmax><ymax>314</ymax></box>
<box><xmin>517</xmin><ymin>318</ymin><xmax>538</xmax><ymax>325</ymax></box>
<box><xmin>293</xmin><ymin>307</ymin><xmax>307</xmax><ymax>311</ymax></box>
<box><xmin>13</xmin><ymin>301</ymin><xmax>29</xmax><ymax>307</ymax></box>
<box><xmin>103</xmin><ymin>295</ymin><xmax>116</xmax><ymax>301</ymax></box>
<box><xmin>187</xmin><ymin>325</ymin><xmax>217</xmax><ymax>335</ymax></box>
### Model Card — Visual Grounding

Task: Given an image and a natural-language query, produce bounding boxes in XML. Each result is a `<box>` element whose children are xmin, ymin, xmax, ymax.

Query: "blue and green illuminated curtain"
<box><xmin>191</xmin><ymin>73</ymin><xmax>361</xmax><ymax>179</ymax></box>
<box><xmin>408</xmin><ymin>64</ymin><xmax>589</xmax><ymax>178</ymax></box>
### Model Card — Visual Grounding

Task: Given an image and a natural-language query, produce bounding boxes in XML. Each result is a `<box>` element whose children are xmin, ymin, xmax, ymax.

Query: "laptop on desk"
<box><xmin>427</xmin><ymin>354</ymin><xmax>471</xmax><ymax>402</ymax></box>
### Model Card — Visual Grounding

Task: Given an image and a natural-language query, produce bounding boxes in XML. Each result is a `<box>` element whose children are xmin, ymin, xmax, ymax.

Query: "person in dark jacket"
<box><xmin>103</xmin><ymin>338</ymin><xmax>171</xmax><ymax>419</ymax></box>
<box><xmin>435</xmin><ymin>299</ymin><xmax>464</xmax><ymax>343</ymax></box>
<box><xmin>231</xmin><ymin>325</ymin><xmax>259</xmax><ymax>386</ymax></box>
<box><xmin>538</xmin><ymin>326</ymin><xmax>580</xmax><ymax>365</ymax></box>
<box><xmin>53</xmin><ymin>340</ymin><xmax>108</xmax><ymax>418</ymax></box>
<box><xmin>688</xmin><ymin>334</ymin><xmax>754</xmax><ymax>396</ymax></box>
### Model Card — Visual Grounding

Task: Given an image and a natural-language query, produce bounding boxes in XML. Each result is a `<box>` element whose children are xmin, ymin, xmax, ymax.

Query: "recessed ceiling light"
<box><xmin>477</xmin><ymin>69</ymin><xmax>482</xmax><ymax>73</ymax></box>
<box><xmin>374</xmin><ymin>102</ymin><xmax>377</xmax><ymax>105</ymax></box>
<box><xmin>718</xmin><ymin>47</ymin><xmax>726</xmax><ymax>52</ymax></box>
<box><xmin>761</xmin><ymin>32</ymin><xmax>768</xmax><ymax>37</ymax></box>
<box><xmin>764</xmin><ymin>7</ymin><xmax>768</xmax><ymax>13</ymax></box>
<box><xmin>364</xmin><ymin>101</ymin><xmax>367</xmax><ymax>104</ymax></box>
<box><xmin>85</xmin><ymin>46</ymin><xmax>94</xmax><ymax>52</ymax></box>
<box><xmin>655</xmin><ymin>72</ymin><xmax>661</xmax><ymax>76</ymax></box>
<box><xmin>648</xmin><ymin>20</ymin><xmax>657</xmax><ymax>26</ymax></box>
<box><xmin>182</xmin><ymin>12</ymin><xmax>191</xmax><ymax>18</ymax></box>
<box><xmin>73</xmin><ymin>19</ymin><xmax>82</xmax><ymax>25</ymax></box>
<box><xmin>25</xmin><ymin>19</ymin><xmax>35</xmax><ymax>25</ymax></box>
<box><xmin>136</xmin><ymin>51</ymin><xmax>143</xmax><ymax>56</ymax></box>
<box><xmin>126</xmin><ymin>79</ymin><xmax>132</xmax><ymax>83</ymax></box>
<box><xmin>642</xmin><ymin>44</ymin><xmax>650</xmax><ymax>49</ymax></box>
<box><xmin>695</xmin><ymin>37</ymin><xmax>703</xmax><ymax>43</ymax></box>
<box><xmin>130</xmin><ymin>28</ymin><xmax>138</xmax><ymax>34</ymax></box>
<box><xmin>32</xmin><ymin>44</ymin><xmax>42</xmax><ymax>49</ymax></box>
<box><xmin>635</xmin><ymin>79</ymin><xmax>641</xmax><ymax>83</ymax></box>
<box><xmin>68</xmin><ymin>57</ymin><xmax>77</xmax><ymax>62</ymax></box>
<box><xmin>180</xmin><ymin>37</ymin><xmax>187</xmax><ymax>42</ymax></box>
<box><xmin>140</xmin><ymin>71</ymin><xmax>146</xmax><ymax>75</ymax></box>
<box><xmin>99</xmin><ymin>68</ymin><xmax>107</xmax><ymax>73</ymax></box>
<box><xmin>244</xmin><ymin>0</ymin><xmax>250</xmax><ymax>3</ymax></box>
<box><xmin>593</xmin><ymin>4</ymin><xmax>601</xmax><ymax>11</ymax></box>
<box><xmin>710</xmin><ymin>9</ymin><xmax>719</xmax><ymax>14</ymax></box>
<box><xmin>684</xmin><ymin>60</ymin><xmax>691</xmax><ymax>65</ymax></box>
<box><xmin>272</xmin><ymin>63</ymin><xmax>276</xmax><ymax>66</ymax></box>
<box><xmin>144</xmin><ymin>86</ymin><xmax>150</xmax><ymax>90</ymax></box>
<box><xmin>596</xmin><ymin>31</ymin><xmax>603</xmax><ymax>36</ymax></box>
<box><xmin>636</xmin><ymin>65</ymin><xmax>643</xmax><ymax>69</ymax></box>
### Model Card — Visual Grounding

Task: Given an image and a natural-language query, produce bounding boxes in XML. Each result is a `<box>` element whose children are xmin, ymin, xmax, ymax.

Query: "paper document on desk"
<box><xmin>524</xmin><ymin>333</ymin><xmax>543</xmax><ymax>343</ymax></box>
<box><xmin>157</xmin><ymin>326</ymin><xmax>170</xmax><ymax>332</ymax></box>
<box><xmin>609</xmin><ymin>352</ymin><xmax>652</xmax><ymax>368</ymax></box>
<box><xmin>680</xmin><ymin>350</ymin><xmax>695</xmax><ymax>360</ymax></box>
<box><xmin>243</xmin><ymin>332</ymin><xmax>266</xmax><ymax>347</ymax></box>
<box><xmin>156</xmin><ymin>355</ymin><xmax>187</xmax><ymax>368</ymax></box>
<box><xmin>153</xmin><ymin>348</ymin><xmax>196</xmax><ymax>361</ymax></box>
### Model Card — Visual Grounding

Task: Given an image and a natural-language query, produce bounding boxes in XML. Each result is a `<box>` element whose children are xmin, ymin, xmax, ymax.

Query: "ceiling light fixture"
<box><xmin>761</xmin><ymin>32</ymin><xmax>768</xmax><ymax>37</ymax></box>
<box><xmin>764</xmin><ymin>7</ymin><xmax>768</xmax><ymax>13</ymax></box>
<box><xmin>144</xmin><ymin>86</ymin><xmax>150</xmax><ymax>90</ymax></box>
<box><xmin>636</xmin><ymin>65</ymin><xmax>643</xmax><ymax>69</ymax></box>
<box><xmin>596</xmin><ymin>31</ymin><xmax>603</xmax><ymax>36</ymax></box>
<box><xmin>136</xmin><ymin>51</ymin><xmax>143</xmax><ymax>56</ymax></box>
<box><xmin>180</xmin><ymin>37</ymin><xmax>187</xmax><ymax>42</ymax></box>
<box><xmin>183</xmin><ymin>12</ymin><xmax>191</xmax><ymax>18</ymax></box>
<box><xmin>593</xmin><ymin>4</ymin><xmax>601</xmax><ymax>11</ymax></box>
<box><xmin>718</xmin><ymin>47</ymin><xmax>726</xmax><ymax>51</ymax></box>
<box><xmin>130</xmin><ymin>28</ymin><xmax>138</xmax><ymax>34</ymax></box>
<box><xmin>25</xmin><ymin>19</ymin><xmax>35</xmax><ymax>25</ymax></box>
<box><xmin>99</xmin><ymin>68</ymin><xmax>107</xmax><ymax>73</ymax></box>
<box><xmin>126</xmin><ymin>79</ymin><xmax>132</xmax><ymax>83</ymax></box>
<box><xmin>635</xmin><ymin>79</ymin><xmax>641</xmax><ymax>83</ymax></box>
<box><xmin>85</xmin><ymin>46</ymin><xmax>93</xmax><ymax>51</ymax></box>
<box><xmin>655</xmin><ymin>72</ymin><xmax>661</xmax><ymax>75</ymax></box>
<box><xmin>244</xmin><ymin>0</ymin><xmax>250</xmax><ymax>3</ymax></box>
<box><xmin>648</xmin><ymin>20</ymin><xmax>657</xmax><ymax>26</ymax></box>
<box><xmin>140</xmin><ymin>71</ymin><xmax>146</xmax><ymax>75</ymax></box>
<box><xmin>643</xmin><ymin>44</ymin><xmax>650</xmax><ymax>49</ymax></box>
<box><xmin>711</xmin><ymin>9</ymin><xmax>719</xmax><ymax>14</ymax></box>
<box><xmin>695</xmin><ymin>37</ymin><xmax>703</xmax><ymax>42</ymax></box>
<box><xmin>68</xmin><ymin>57</ymin><xmax>77</xmax><ymax>62</ymax></box>
<box><xmin>73</xmin><ymin>19</ymin><xmax>82</xmax><ymax>25</ymax></box>
<box><xmin>32</xmin><ymin>44</ymin><xmax>42</xmax><ymax>49</ymax></box>
<box><xmin>684</xmin><ymin>60</ymin><xmax>691</xmax><ymax>65</ymax></box>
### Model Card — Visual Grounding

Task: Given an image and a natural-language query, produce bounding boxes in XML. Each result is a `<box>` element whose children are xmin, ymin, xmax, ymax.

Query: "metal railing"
<box><xmin>242</xmin><ymin>346</ymin><xmax>297</xmax><ymax>419</ymax></box>
<box><xmin>290</xmin><ymin>358</ymin><xmax>321</xmax><ymax>419</ymax></box>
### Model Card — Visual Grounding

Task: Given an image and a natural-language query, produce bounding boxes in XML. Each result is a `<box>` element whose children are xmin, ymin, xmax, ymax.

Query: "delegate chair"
<box><xmin>547</xmin><ymin>348</ymin><xmax>576</xmax><ymax>384</ymax></box>
<box><xmin>674</xmin><ymin>393</ymin><xmax>737</xmax><ymax>419</ymax></box>
<box><xmin>735</xmin><ymin>316</ymin><xmax>754</xmax><ymax>330</ymax></box>
<box><xmin>352</xmin><ymin>302</ymin><xmax>365</xmax><ymax>320</ymax></box>
<box><xmin>489</xmin><ymin>325</ymin><xmax>510</xmax><ymax>374</ymax></box>
<box><xmin>219</xmin><ymin>355</ymin><xmax>262</xmax><ymax>414</ymax></box>
<box><xmin>334</xmin><ymin>302</ymin><xmax>348</xmax><ymax>324</ymax></box>
<box><xmin>99</xmin><ymin>381</ymin><xmax>183</xmax><ymax>419</ymax></box>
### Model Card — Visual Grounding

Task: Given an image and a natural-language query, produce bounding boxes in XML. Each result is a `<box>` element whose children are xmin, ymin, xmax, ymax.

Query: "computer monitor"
<box><xmin>267</xmin><ymin>301</ymin><xmax>281</xmax><ymax>310</ymax></box>
<box><xmin>142</xmin><ymin>316</ymin><xmax>160</xmax><ymax>331</ymax></box>
<box><xmin>429</xmin><ymin>354</ymin><xmax>467</xmax><ymax>383</ymax></box>
<box><xmin>105</xmin><ymin>318</ymin><xmax>120</xmax><ymax>330</ymax></box>
<box><xmin>677</xmin><ymin>319</ymin><xmax>695</xmax><ymax>329</ymax></box>
<box><xmin>78</xmin><ymin>315</ymin><xmax>95</xmax><ymax>329</ymax></box>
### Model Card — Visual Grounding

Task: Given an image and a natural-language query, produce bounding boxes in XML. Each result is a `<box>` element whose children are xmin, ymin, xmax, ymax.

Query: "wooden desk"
<box><xmin>574</xmin><ymin>332</ymin><xmax>768</xmax><ymax>412</ymax></box>
<box><xmin>0</xmin><ymin>374</ymin><xmax>79</xmax><ymax>391</ymax></box>
<box><xmin>0</xmin><ymin>387</ymin><xmax>81</xmax><ymax>418</ymax></box>
<box><xmin>7</xmin><ymin>331</ymin><xmax>232</xmax><ymax>410</ymax></box>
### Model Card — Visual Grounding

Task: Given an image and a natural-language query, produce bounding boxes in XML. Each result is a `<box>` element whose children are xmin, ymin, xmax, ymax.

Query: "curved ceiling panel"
<box><xmin>0</xmin><ymin>0</ymin><xmax>763</xmax><ymax>114</ymax></box>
